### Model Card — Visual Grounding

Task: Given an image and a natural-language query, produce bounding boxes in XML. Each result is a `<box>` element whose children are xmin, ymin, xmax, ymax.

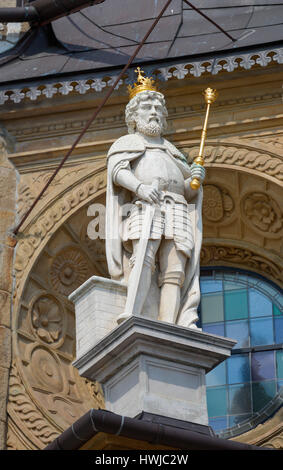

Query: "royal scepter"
<box><xmin>190</xmin><ymin>87</ymin><xmax>218</xmax><ymax>190</ymax></box>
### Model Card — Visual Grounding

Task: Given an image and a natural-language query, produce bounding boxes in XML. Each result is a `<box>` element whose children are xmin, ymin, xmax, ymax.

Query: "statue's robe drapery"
<box><xmin>106</xmin><ymin>134</ymin><xmax>203</xmax><ymax>328</ymax></box>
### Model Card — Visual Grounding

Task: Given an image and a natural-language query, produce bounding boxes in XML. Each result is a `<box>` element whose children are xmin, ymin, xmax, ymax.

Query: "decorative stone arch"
<box><xmin>181</xmin><ymin>139</ymin><xmax>283</xmax><ymax>184</ymax></box>
<box><xmin>200</xmin><ymin>240</ymin><xmax>282</xmax><ymax>289</ymax></box>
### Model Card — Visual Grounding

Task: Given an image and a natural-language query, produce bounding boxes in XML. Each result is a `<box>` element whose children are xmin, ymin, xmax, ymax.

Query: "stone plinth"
<box><xmin>73</xmin><ymin>316</ymin><xmax>236</xmax><ymax>425</ymax></box>
<box><xmin>69</xmin><ymin>276</ymin><xmax>127</xmax><ymax>359</ymax></box>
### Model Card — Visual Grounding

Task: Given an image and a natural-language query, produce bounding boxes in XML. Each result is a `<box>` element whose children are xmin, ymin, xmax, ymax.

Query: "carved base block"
<box><xmin>73</xmin><ymin>316</ymin><xmax>236</xmax><ymax>425</ymax></box>
<box><xmin>69</xmin><ymin>276</ymin><xmax>127</xmax><ymax>359</ymax></box>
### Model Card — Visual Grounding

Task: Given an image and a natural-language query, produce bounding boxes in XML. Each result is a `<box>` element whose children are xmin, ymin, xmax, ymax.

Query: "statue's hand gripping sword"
<box><xmin>190</xmin><ymin>87</ymin><xmax>218</xmax><ymax>190</ymax></box>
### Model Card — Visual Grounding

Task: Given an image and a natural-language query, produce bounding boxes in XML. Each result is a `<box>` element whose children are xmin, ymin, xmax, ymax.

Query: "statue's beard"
<box><xmin>136</xmin><ymin>118</ymin><xmax>163</xmax><ymax>137</ymax></box>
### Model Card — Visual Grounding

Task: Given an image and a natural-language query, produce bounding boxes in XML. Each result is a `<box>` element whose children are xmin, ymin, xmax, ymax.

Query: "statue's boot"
<box><xmin>158</xmin><ymin>279</ymin><xmax>182</xmax><ymax>324</ymax></box>
<box><xmin>158</xmin><ymin>239</ymin><xmax>186</xmax><ymax>324</ymax></box>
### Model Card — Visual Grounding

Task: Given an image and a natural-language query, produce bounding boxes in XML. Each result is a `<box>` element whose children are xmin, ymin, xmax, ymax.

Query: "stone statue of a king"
<box><xmin>105</xmin><ymin>68</ymin><xmax>205</xmax><ymax>329</ymax></box>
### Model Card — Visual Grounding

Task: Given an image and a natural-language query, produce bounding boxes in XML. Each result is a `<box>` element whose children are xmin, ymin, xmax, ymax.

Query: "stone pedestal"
<box><xmin>69</xmin><ymin>276</ymin><xmax>127</xmax><ymax>358</ymax></box>
<box><xmin>73</xmin><ymin>316</ymin><xmax>236</xmax><ymax>425</ymax></box>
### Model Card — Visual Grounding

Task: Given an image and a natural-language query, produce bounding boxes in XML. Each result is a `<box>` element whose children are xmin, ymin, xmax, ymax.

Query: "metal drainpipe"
<box><xmin>0</xmin><ymin>0</ymin><xmax>105</xmax><ymax>25</ymax></box>
<box><xmin>44</xmin><ymin>409</ymin><xmax>271</xmax><ymax>451</ymax></box>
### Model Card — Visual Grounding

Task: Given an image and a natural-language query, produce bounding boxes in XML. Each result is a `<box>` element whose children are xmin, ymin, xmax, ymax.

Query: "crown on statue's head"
<box><xmin>128</xmin><ymin>67</ymin><xmax>158</xmax><ymax>100</ymax></box>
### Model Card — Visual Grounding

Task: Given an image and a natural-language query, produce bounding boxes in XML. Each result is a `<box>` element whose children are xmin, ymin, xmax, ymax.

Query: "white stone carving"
<box><xmin>75</xmin><ymin>80</ymin><xmax>91</xmax><ymax>94</ymax></box>
<box><xmin>10</xmin><ymin>89</ymin><xmax>25</xmax><ymax>103</ymax></box>
<box><xmin>26</xmin><ymin>88</ymin><xmax>41</xmax><ymax>101</ymax></box>
<box><xmin>58</xmin><ymin>81</ymin><xmax>73</xmax><ymax>95</ymax></box>
<box><xmin>42</xmin><ymin>84</ymin><xmax>58</xmax><ymax>98</ymax></box>
<box><xmin>105</xmin><ymin>89</ymin><xmax>205</xmax><ymax>328</ymax></box>
<box><xmin>91</xmin><ymin>78</ymin><xmax>106</xmax><ymax>92</ymax></box>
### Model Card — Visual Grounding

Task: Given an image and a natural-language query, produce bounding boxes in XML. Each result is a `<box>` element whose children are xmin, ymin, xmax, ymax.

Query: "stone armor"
<box><xmin>106</xmin><ymin>132</ymin><xmax>203</xmax><ymax>328</ymax></box>
<box><xmin>114</xmin><ymin>146</ymin><xmax>194</xmax><ymax>258</ymax></box>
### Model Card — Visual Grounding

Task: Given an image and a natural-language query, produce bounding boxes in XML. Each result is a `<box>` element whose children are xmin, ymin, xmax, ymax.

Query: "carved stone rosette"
<box><xmin>202</xmin><ymin>184</ymin><xmax>234</xmax><ymax>224</ymax></box>
<box><xmin>241</xmin><ymin>192</ymin><xmax>282</xmax><ymax>237</ymax></box>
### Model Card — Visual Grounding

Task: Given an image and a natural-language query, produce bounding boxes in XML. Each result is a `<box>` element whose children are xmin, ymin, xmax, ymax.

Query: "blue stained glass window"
<box><xmin>229</xmin><ymin>414</ymin><xmax>252</xmax><ymax>428</ymax></box>
<box><xmin>276</xmin><ymin>351</ymin><xmax>283</xmax><ymax>379</ymax></box>
<box><xmin>227</xmin><ymin>354</ymin><xmax>250</xmax><ymax>384</ymax></box>
<box><xmin>252</xmin><ymin>381</ymin><xmax>276</xmax><ymax>412</ymax></box>
<box><xmin>228</xmin><ymin>383</ymin><xmax>251</xmax><ymax>414</ymax></box>
<box><xmin>201</xmin><ymin>293</ymin><xmax>224</xmax><ymax>324</ymax></box>
<box><xmin>273</xmin><ymin>304</ymin><xmax>282</xmax><ymax>316</ymax></box>
<box><xmin>224</xmin><ymin>281</ymin><xmax>245</xmax><ymax>291</ymax></box>
<box><xmin>274</xmin><ymin>317</ymin><xmax>283</xmax><ymax>344</ymax></box>
<box><xmin>207</xmin><ymin>387</ymin><xmax>227</xmax><ymax>417</ymax></box>
<box><xmin>251</xmin><ymin>351</ymin><xmax>275</xmax><ymax>381</ymax></box>
<box><xmin>200</xmin><ymin>280</ymin><xmax>223</xmax><ymax>293</ymax></box>
<box><xmin>200</xmin><ymin>269</ymin><xmax>283</xmax><ymax>437</ymax></box>
<box><xmin>202</xmin><ymin>322</ymin><xmax>225</xmax><ymax>337</ymax></box>
<box><xmin>226</xmin><ymin>320</ymin><xmax>249</xmax><ymax>348</ymax></box>
<box><xmin>224</xmin><ymin>289</ymin><xmax>248</xmax><ymax>321</ymax></box>
<box><xmin>249</xmin><ymin>289</ymin><xmax>273</xmax><ymax>317</ymax></box>
<box><xmin>200</xmin><ymin>270</ymin><xmax>283</xmax><ymax>434</ymax></box>
<box><xmin>206</xmin><ymin>361</ymin><xmax>226</xmax><ymax>387</ymax></box>
<box><xmin>209</xmin><ymin>417</ymin><xmax>227</xmax><ymax>432</ymax></box>
<box><xmin>250</xmin><ymin>317</ymin><xmax>274</xmax><ymax>346</ymax></box>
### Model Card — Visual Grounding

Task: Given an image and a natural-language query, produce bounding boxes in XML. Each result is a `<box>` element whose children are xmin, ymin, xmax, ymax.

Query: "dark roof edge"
<box><xmin>1</xmin><ymin>35</ymin><xmax>283</xmax><ymax>89</ymax></box>
<box><xmin>44</xmin><ymin>409</ymin><xmax>272</xmax><ymax>451</ymax></box>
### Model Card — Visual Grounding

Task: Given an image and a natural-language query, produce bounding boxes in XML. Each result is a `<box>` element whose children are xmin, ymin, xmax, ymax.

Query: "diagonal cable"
<box><xmin>182</xmin><ymin>0</ymin><xmax>236</xmax><ymax>42</ymax></box>
<box><xmin>13</xmin><ymin>0</ymin><xmax>173</xmax><ymax>237</ymax></box>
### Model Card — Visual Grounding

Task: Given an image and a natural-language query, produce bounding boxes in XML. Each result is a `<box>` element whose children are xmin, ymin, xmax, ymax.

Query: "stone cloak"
<box><xmin>105</xmin><ymin>134</ymin><xmax>203</xmax><ymax>328</ymax></box>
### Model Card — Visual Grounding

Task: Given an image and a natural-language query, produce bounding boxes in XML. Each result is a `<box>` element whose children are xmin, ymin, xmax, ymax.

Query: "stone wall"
<box><xmin>0</xmin><ymin>0</ymin><xmax>21</xmax><ymax>447</ymax></box>
<box><xmin>0</xmin><ymin>130</ymin><xmax>17</xmax><ymax>449</ymax></box>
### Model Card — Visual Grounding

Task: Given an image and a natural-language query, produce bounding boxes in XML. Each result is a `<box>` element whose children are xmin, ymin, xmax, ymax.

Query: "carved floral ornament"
<box><xmin>202</xmin><ymin>184</ymin><xmax>234</xmax><ymax>223</ymax></box>
<box><xmin>29</xmin><ymin>294</ymin><xmax>64</xmax><ymax>346</ymax></box>
<box><xmin>50</xmin><ymin>247</ymin><xmax>92</xmax><ymax>296</ymax></box>
<box><xmin>242</xmin><ymin>192</ymin><xmax>282</xmax><ymax>236</ymax></box>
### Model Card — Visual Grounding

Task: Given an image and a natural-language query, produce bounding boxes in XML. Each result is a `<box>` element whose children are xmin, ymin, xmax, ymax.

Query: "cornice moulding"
<box><xmin>4</xmin><ymin>89</ymin><xmax>283</xmax><ymax>147</ymax></box>
<box><xmin>0</xmin><ymin>45</ymin><xmax>282</xmax><ymax>106</ymax></box>
<box><xmin>8</xmin><ymin>140</ymin><xmax>112</xmax><ymax>171</ymax></box>
<box><xmin>8</xmin><ymin>138</ymin><xmax>283</xmax><ymax>180</ymax></box>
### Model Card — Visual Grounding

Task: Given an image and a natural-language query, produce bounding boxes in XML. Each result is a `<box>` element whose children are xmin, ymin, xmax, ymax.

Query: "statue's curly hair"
<box><xmin>125</xmin><ymin>90</ymin><xmax>168</xmax><ymax>134</ymax></box>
